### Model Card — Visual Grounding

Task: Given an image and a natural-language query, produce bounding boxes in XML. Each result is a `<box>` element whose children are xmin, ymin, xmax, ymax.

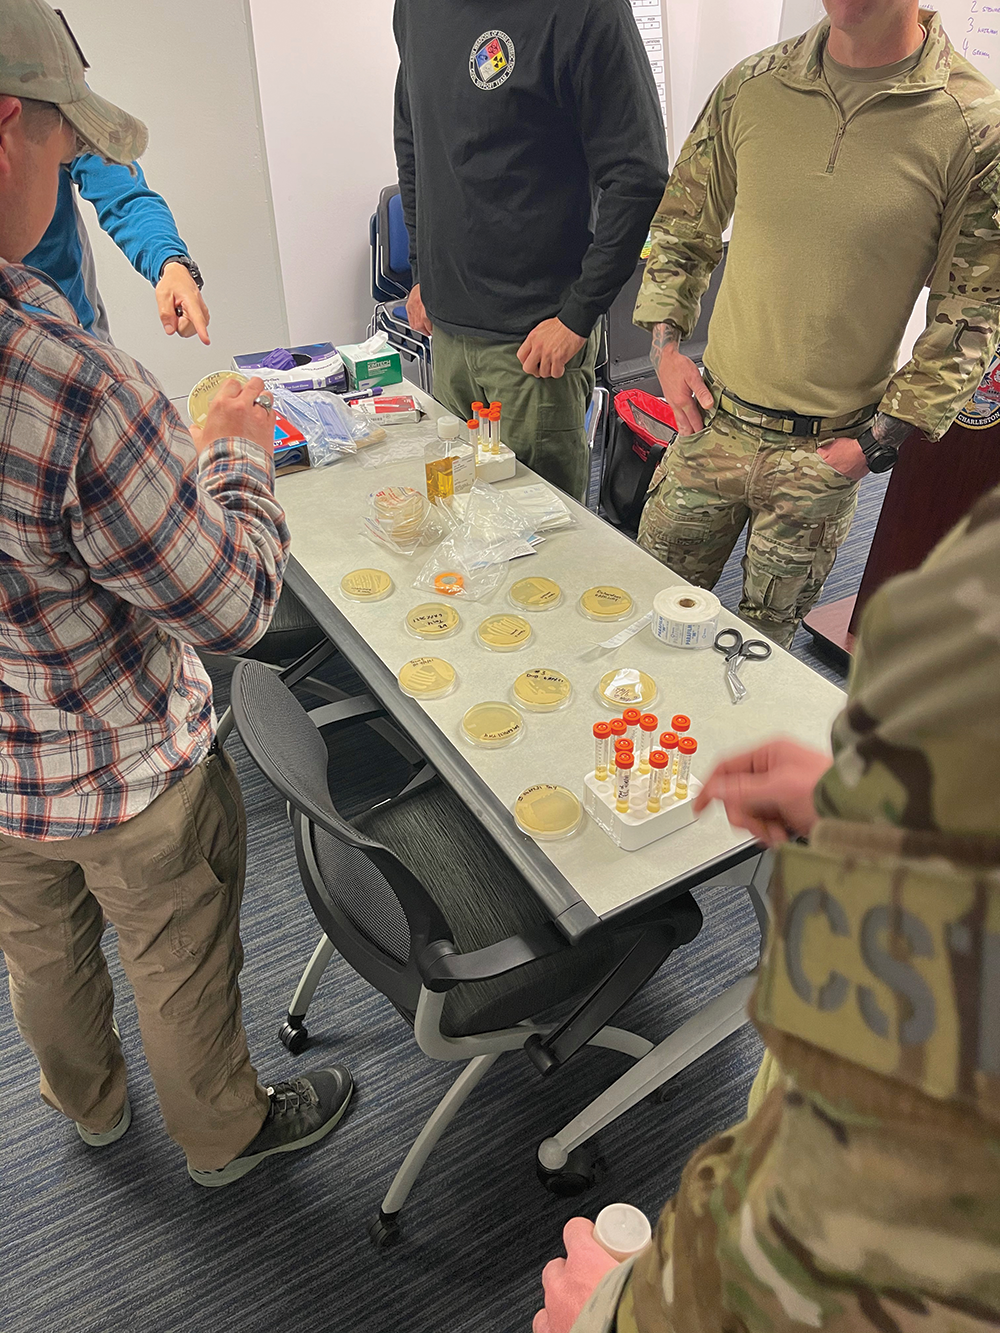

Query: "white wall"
<box><xmin>249</xmin><ymin>0</ymin><xmax>400</xmax><ymax>348</ymax></box>
<box><xmin>57</xmin><ymin>0</ymin><xmax>288</xmax><ymax>399</ymax></box>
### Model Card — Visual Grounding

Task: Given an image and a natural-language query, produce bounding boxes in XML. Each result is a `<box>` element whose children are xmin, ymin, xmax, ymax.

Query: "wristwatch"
<box><xmin>857</xmin><ymin>425</ymin><xmax>898</xmax><ymax>474</ymax></box>
<box><xmin>159</xmin><ymin>255</ymin><xmax>203</xmax><ymax>290</ymax></box>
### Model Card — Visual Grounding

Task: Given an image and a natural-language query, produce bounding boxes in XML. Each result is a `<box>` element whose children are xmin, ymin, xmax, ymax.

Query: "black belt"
<box><xmin>703</xmin><ymin>370</ymin><xmax>878</xmax><ymax>438</ymax></box>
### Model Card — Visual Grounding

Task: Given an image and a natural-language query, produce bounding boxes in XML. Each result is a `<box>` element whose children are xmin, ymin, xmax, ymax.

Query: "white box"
<box><xmin>583</xmin><ymin>771</ymin><xmax>701</xmax><ymax>851</ymax></box>
<box><xmin>476</xmin><ymin>443</ymin><xmax>517</xmax><ymax>482</ymax></box>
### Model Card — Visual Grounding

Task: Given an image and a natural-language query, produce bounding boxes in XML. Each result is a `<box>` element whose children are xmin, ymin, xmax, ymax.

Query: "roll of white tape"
<box><xmin>651</xmin><ymin>587</ymin><xmax>720</xmax><ymax>649</ymax></box>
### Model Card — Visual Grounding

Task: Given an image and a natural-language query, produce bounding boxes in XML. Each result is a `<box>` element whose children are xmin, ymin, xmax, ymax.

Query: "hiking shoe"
<box><xmin>187</xmin><ymin>1065</ymin><xmax>353</xmax><ymax>1188</ymax></box>
<box><xmin>76</xmin><ymin>1096</ymin><xmax>132</xmax><ymax>1147</ymax></box>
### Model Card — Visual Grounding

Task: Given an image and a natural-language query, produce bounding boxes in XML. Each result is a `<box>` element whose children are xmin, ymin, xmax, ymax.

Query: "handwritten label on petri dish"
<box><xmin>341</xmin><ymin>568</ymin><xmax>394</xmax><ymax>601</ymax></box>
<box><xmin>598</xmin><ymin>667</ymin><xmax>657</xmax><ymax>708</ymax></box>
<box><xmin>509</xmin><ymin>576</ymin><xmax>562</xmax><ymax>611</ymax></box>
<box><xmin>462</xmin><ymin>701</ymin><xmax>524</xmax><ymax>747</ymax></box>
<box><xmin>477</xmin><ymin>614</ymin><xmax>533</xmax><ymax>651</ymax></box>
<box><xmin>397</xmin><ymin>656</ymin><xmax>456</xmax><ymax>699</ymax></box>
<box><xmin>580</xmin><ymin>586</ymin><xmax>634</xmax><ymax>621</ymax></box>
<box><xmin>513</xmin><ymin>667</ymin><xmax>572</xmax><ymax>711</ymax></box>
<box><xmin>406</xmin><ymin>603</ymin><xmax>462</xmax><ymax>638</ymax></box>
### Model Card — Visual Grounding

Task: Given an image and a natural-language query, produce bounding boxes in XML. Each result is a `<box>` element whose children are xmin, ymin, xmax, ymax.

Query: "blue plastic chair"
<box><xmin>369</xmin><ymin>184</ymin><xmax>432</xmax><ymax>393</ymax></box>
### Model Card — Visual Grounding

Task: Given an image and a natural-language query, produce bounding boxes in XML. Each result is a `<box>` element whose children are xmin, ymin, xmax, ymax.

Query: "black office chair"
<box><xmin>231</xmin><ymin>659</ymin><xmax>703</xmax><ymax>1245</ymax></box>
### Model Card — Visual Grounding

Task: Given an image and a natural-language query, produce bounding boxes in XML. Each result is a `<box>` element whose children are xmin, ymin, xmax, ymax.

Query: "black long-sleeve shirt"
<box><xmin>393</xmin><ymin>0</ymin><xmax>669</xmax><ymax>341</ymax></box>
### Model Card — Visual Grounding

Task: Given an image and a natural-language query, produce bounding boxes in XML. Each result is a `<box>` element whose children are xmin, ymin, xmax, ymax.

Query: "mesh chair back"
<box><xmin>231</xmin><ymin>660</ymin><xmax>446</xmax><ymax>1013</ymax></box>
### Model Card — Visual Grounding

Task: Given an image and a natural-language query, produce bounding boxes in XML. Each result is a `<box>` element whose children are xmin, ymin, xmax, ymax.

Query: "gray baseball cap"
<box><xmin>0</xmin><ymin>0</ymin><xmax>147</xmax><ymax>164</ymax></box>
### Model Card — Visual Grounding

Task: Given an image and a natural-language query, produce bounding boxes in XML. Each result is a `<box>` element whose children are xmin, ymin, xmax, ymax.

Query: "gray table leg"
<box><xmin>537</xmin><ymin>852</ymin><xmax>773</xmax><ymax>1172</ymax></box>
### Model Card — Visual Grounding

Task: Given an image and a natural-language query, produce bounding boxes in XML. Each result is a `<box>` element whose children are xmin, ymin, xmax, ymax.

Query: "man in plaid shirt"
<box><xmin>0</xmin><ymin>0</ymin><xmax>353</xmax><ymax>1186</ymax></box>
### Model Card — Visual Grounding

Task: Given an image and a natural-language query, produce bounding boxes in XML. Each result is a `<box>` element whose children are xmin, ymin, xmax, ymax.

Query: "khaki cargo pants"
<box><xmin>431</xmin><ymin>323</ymin><xmax>600</xmax><ymax>502</ymax></box>
<box><xmin>0</xmin><ymin>748</ymin><xmax>269</xmax><ymax>1172</ymax></box>
<box><xmin>638</xmin><ymin>402</ymin><xmax>861</xmax><ymax>648</ymax></box>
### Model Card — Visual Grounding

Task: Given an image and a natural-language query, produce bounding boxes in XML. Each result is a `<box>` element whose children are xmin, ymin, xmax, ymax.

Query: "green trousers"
<box><xmin>430</xmin><ymin>323</ymin><xmax>599</xmax><ymax>501</ymax></box>
<box><xmin>638</xmin><ymin>404</ymin><xmax>861</xmax><ymax>648</ymax></box>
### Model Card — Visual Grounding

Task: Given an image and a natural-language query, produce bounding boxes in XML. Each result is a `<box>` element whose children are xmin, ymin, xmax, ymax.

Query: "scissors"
<box><xmin>714</xmin><ymin>627</ymin><xmax>771</xmax><ymax>704</ymax></box>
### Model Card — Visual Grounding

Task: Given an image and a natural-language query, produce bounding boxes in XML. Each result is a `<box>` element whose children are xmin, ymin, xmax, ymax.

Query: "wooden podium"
<box><xmin>804</xmin><ymin>418</ymin><xmax>1000</xmax><ymax>662</ymax></box>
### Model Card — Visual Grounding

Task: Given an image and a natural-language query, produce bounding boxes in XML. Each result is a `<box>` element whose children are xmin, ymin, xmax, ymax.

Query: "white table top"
<box><xmin>277</xmin><ymin>385</ymin><xmax>845</xmax><ymax>939</ymax></box>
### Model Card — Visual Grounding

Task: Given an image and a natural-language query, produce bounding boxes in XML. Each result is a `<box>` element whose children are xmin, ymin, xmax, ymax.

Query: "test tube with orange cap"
<box><xmin>622</xmin><ymin>707</ymin><xmax>641</xmax><ymax>747</ymax></box>
<box><xmin>646</xmin><ymin>750</ymin><xmax>670</xmax><ymax>813</ymax></box>
<box><xmin>478</xmin><ymin>407</ymin><xmax>490</xmax><ymax>450</ymax></box>
<box><xmin>638</xmin><ymin>713</ymin><xmax>658</xmax><ymax>774</ymax></box>
<box><xmin>675</xmin><ymin>737</ymin><xmax>697</xmax><ymax>800</ymax></box>
<box><xmin>659</xmin><ymin>731</ymin><xmax>679</xmax><ymax>789</ymax></box>
<box><xmin>466</xmin><ymin>417</ymin><xmax>480</xmax><ymax>450</ymax></box>
<box><xmin>489</xmin><ymin>402</ymin><xmax>502</xmax><ymax>455</ymax></box>
<box><xmin>593</xmin><ymin>721</ymin><xmax>612</xmax><ymax>782</ymax></box>
<box><xmin>669</xmin><ymin>716</ymin><xmax>690</xmax><ymax>779</ymax></box>
<box><xmin>608</xmin><ymin>717</ymin><xmax>627</xmax><ymax>775</ymax></box>
<box><xmin>615</xmin><ymin>749</ymin><xmax>634</xmax><ymax>813</ymax></box>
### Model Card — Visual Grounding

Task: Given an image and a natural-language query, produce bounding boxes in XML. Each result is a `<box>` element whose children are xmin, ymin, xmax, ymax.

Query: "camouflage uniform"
<box><xmin>570</xmin><ymin>485</ymin><xmax>1000</xmax><ymax>1332</ymax></box>
<box><xmin>634</xmin><ymin>11</ymin><xmax>1000</xmax><ymax>647</ymax></box>
<box><xmin>637</xmin><ymin>393</ymin><xmax>863</xmax><ymax>648</ymax></box>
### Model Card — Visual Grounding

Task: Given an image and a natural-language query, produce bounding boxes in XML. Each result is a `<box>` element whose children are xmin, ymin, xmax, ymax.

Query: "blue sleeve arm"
<box><xmin>69</xmin><ymin>154</ymin><xmax>191</xmax><ymax>289</ymax></box>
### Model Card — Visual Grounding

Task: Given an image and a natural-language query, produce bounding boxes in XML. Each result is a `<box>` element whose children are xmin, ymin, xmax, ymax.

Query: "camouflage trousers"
<box><xmin>612</xmin><ymin>1040</ymin><xmax>1000</xmax><ymax>1333</ymax></box>
<box><xmin>637</xmin><ymin>407</ymin><xmax>862</xmax><ymax>648</ymax></box>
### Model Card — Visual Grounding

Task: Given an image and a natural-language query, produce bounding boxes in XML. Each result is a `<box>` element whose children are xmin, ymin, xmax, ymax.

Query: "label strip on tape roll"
<box><xmin>651</xmin><ymin>588</ymin><xmax>720</xmax><ymax>649</ymax></box>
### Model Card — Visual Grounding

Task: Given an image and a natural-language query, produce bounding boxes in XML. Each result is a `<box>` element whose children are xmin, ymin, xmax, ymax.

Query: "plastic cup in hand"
<box><xmin>593</xmin><ymin>1203</ymin><xmax>652</xmax><ymax>1263</ymax></box>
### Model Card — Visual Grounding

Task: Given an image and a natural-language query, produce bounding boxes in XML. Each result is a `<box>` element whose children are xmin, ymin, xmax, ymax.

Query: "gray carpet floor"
<box><xmin>0</xmin><ymin>475</ymin><xmax>888</xmax><ymax>1333</ymax></box>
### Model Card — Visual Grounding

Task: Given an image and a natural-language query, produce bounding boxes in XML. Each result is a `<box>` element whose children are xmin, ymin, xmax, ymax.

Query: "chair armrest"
<box><xmin>415</xmin><ymin>922</ymin><xmax>569</xmax><ymax>992</ymax></box>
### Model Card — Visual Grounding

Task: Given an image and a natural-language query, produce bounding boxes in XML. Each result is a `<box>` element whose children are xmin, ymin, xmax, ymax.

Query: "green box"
<box><xmin>340</xmin><ymin>344</ymin><xmax>402</xmax><ymax>390</ymax></box>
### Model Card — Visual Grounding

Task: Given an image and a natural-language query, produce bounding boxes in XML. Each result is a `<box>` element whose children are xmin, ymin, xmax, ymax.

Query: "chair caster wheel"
<box><xmin>368</xmin><ymin>1211</ymin><xmax>401</xmax><ymax>1249</ymax></box>
<box><xmin>278</xmin><ymin>1019</ymin><xmax>309</xmax><ymax>1055</ymax></box>
<box><xmin>536</xmin><ymin>1141</ymin><xmax>606</xmax><ymax>1197</ymax></box>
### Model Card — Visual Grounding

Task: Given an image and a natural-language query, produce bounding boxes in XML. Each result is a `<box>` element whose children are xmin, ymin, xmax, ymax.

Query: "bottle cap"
<box><xmin>437</xmin><ymin>416</ymin><xmax>461</xmax><ymax>441</ymax></box>
<box><xmin>478</xmin><ymin>407</ymin><xmax>490</xmax><ymax>420</ymax></box>
<box><xmin>397</xmin><ymin>656</ymin><xmax>457</xmax><ymax>699</ymax></box>
<box><xmin>593</xmin><ymin>1204</ymin><xmax>652</xmax><ymax>1263</ymax></box>
<box><xmin>592</xmin><ymin>722</ymin><xmax>612</xmax><ymax>739</ymax></box>
<box><xmin>648</xmin><ymin>750</ymin><xmax>669</xmax><ymax>769</ymax></box>
<box><xmin>471</xmin><ymin>401</ymin><xmax>485</xmax><ymax>412</ymax></box>
<box><xmin>434</xmin><ymin>571</ymin><xmax>464</xmax><ymax>595</ymax></box>
<box><xmin>639</xmin><ymin>713</ymin><xmax>658</xmax><ymax>732</ymax></box>
<box><xmin>679</xmin><ymin>736</ymin><xmax>698</xmax><ymax>754</ymax></box>
<box><xmin>466</xmin><ymin>418</ymin><xmax>478</xmax><ymax>430</ymax></box>
<box><xmin>614</xmin><ymin>738</ymin><xmax>634</xmax><ymax>752</ymax></box>
<box><xmin>615</xmin><ymin>750</ymin><xmax>634</xmax><ymax>769</ymax></box>
<box><xmin>340</xmin><ymin>568</ymin><xmax>394</xmax><ymax>602</ymax></box>
<box><xmin>622</xmin><ymin>708</ymin><xmax>641</xmax><ymax>726</ymax></box>
<box><xmin>609</xmin><ymin>717</ymin><xmax>628</xmax><ymax>737</ymax></box>
<box><xmin>659</xmin><ymin>731</ymin><xmax>678</xmax><ymax>750</ymax></box>
<box><xmin>489</xmin><ymin>401</ymin><xmax>501</xmax><ymax>409</ymax></box>
<box><xmin>672</xmin><ymin>714</ymin><xmax>691</xmax><ymax>733</ymax></box>
<box><xmin>490</xmin><ymin>407</ymin><xmax>501</xmax><ymax>420</ymax></box>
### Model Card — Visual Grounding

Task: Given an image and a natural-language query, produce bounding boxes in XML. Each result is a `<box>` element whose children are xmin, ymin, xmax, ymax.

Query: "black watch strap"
<box><xmin>857</xmin><ymin>425</ymin><xmax>898</xmax><ymax>474</ymax></box>
<box><xmin>159</xmin><ymin>255</ymin><xmax>203</xmax><ymax>289</ymax></box>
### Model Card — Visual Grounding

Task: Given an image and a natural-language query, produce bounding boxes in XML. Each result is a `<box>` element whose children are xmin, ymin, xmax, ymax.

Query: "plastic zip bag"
<box><xmin>502</xmin><ymin>483</ymin><xmax>576</xmax><ymax>533</ymax></box>
<box><xmin>271</xmin><ymin>388</ymin><xmax>382</xmax><ymax>468</ymax></box>
<box><xmin>363</xmin><ymin>487</ymin><xmax>445</xmax><ymax>556</ymax></box>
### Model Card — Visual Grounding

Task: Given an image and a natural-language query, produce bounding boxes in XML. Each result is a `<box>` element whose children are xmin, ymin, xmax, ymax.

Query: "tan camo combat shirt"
<box><xmin>634</xmin><ymin>10</ymin><xmax>1000</xmax><ymax>439</ymax></box>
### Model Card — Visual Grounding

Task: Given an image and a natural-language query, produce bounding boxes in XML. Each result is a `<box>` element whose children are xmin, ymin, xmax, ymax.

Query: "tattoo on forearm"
<box><xmin>650</xmin><ymin>321</ymin><xmax>683</xmax><ymax>369</ymax></box>
<box><xmin>872</xmin><ymin>413</ymin><xmax>912</xmax><ymax>450</ymax></box>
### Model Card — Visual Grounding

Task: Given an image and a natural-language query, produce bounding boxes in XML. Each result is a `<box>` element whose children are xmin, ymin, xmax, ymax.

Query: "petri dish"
<box><xmin>512</xmin><ymin>667</ymin><xmax>573</xmax><ymax>713</ymax></box>
<box><xmin>514</xmin><ymin>785</ymin><xmax>583</xmax><ymax>841</ymax></box>
<box><xmin>579</xmin><ymin>585</ymin><xmax>634</xmax><ymax>622</ymax></box>
<box><xmin>340</xmin><ymin>568</ymin><xmax>394</xmax><ymax>602</ymax></box>
<box><xmin>187</xmin><ymin>371</ymin><xmax>248</xmax><ymax>428</ymax></box>
<box><xmin>371</xmin><ymin>487</ymin><xmax>430</xmax><ymax>545</ymax></box>
<box><xmin>397</xmin><ymin>656</ymin><xmax>457</xmax><ymax>700</ymax></box>
<box><xmin>597</xmin><ymin>666</ymin><xmax>658</xmax><ymax>709</ymax></box>
<box><xmin>406</xmin><ymin>602</ymin><xmax>462</xmax><ymax>640</ymax></box>
<box><xmin>509</xmin><ymin>576</ymin><xmax>563</xmax><ymax>612</ymax></box>
<box><xmin>476</xmin><ymin>613</ymin><xmax>533</xmax><ymax>652</ymax></box>
<box><xmin>461</xmin><ymin>701</ymin><xmax>524</xmax><ymax>748</ymax></box>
